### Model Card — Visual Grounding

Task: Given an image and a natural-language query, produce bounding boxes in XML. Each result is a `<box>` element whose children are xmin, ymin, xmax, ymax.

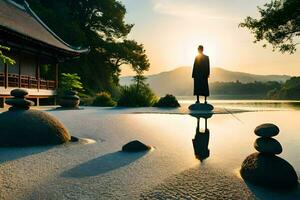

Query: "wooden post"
<box><xmin>18</xmin><ymin>51</ymin><xmax>22</xmax><ymax>88</ymax></box>
<box><xmin>36</xmin><ymin>56</ymin><xmax>40</xmax><ymax>91</ymax></box>
<box><xmin>36</xmin><ymin>97</ymin><xmax>40</xmax><ymax>107</ymax></box>
<box><xmin>4</xmin><ymin>63</ymin><xmax>8</xmax><ymax>89</ymax></box>
<box><xmin>55</xmin><ymin>63</ymin><xmax>59</xmax><ymax>89</ymax></box>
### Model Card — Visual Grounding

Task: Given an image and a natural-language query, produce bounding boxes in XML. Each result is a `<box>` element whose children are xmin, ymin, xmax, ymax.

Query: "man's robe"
<box><xmin>192</xmin><ymin>54</ymin><xmax>210</xmax><ymax>96</ymax></box>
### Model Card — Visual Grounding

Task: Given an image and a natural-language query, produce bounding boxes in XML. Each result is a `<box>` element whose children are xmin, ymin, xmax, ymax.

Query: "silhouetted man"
<box><xmin>192</xmin><ymin>45</ymin><xmax>210</xmax><ymax>104</ymax></box>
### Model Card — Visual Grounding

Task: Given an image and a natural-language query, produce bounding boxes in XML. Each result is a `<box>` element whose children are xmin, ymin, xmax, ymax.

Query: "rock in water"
<box><xmin>0</xmin><ymin>89</ymin><xmax>71</xmax><ymax>147</ymax></box>
<box><xmin>122</xmin><ymin>140</ymin><xmax>151</xmax><ymax>152</ymax></box>
<box><xmin>254</xmin><ymin>123</ymin><xmax>279</xmax><ymax>137</ymax></box>
<box><xmin>240</xmin><ymin>153</ymin><xmax>298</xmax><ymax>189</ymax></box>
<box><xmin>189</xmin><ymin>103</ymin><xmax>214</xmax><ymax>111</ymax></box>
<box><xmin>189</xmin><ymin>112</ymin><xmax>213</xmax><ymax>119</ymax></box>
<box><xmin>254</xmin><ymin>137</ymin><xmax>282</xmax><ymax>155</ymax></box>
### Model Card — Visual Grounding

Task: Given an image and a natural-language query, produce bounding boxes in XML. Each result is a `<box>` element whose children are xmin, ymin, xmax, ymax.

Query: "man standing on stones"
<box><xmin>192</xmin><ymin>45</ymin><xmax>210</xmax><ymax>104</ymax></box>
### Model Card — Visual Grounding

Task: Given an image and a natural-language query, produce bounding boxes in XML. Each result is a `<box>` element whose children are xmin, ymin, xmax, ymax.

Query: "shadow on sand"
<box><xmin>0</xmin><ymin>146</ymin><xmax>53</xmax><ymax>164</ymax></box>
<box><xmin>47</xmin><ymin>107</ymin><xmax>84</xmax><ymax>112</ymax></box>
<box><xmin>62</xmin><ymin>151</ymin><xmax>147</xmax><ymax>178</ymax></box>
<box><xmin>245</xmin><ymin>181</ymin><xmax>300</xmax><ymax>200</ymax></box>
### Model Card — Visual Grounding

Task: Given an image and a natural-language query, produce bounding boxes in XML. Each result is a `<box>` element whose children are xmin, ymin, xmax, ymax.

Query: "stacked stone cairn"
<box><xmin>0</xmin><ymin>89</ymin><xmax>72</xmax><ymax>147</ymax></box>
<box><xmin>5</xmin><ymin>89</ymin><xmax>34</xmax><ymax>111</ymax></box>
<box><xmin>59</xmin><ymin>90</ymin><xmax>80</xmax><ymax>109</ymax></box>
<box><xmin>240</xmin><ymin>123</ymin><xmax>298</xmax><ymax>189</ymax></box>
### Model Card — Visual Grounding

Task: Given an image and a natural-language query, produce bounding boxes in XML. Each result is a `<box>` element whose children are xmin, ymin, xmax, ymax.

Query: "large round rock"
<box><xmin>122</xmin><ymin>140</ymin><xmax>151</xmax><ymax>152</ymax></box>
<box><xmin>0</xmin><ymin>110</ymin><xmax>71</xmax><ymax>147</ymax></box>
<box><xmin>240</xmin><ymin>153</ymin><xmax>298</xmax><ymax>189</ymax></box>
<box><xmin>189</xmin><ymin>112</ymin><xmax>213</xmax><ymax>119</ymax></box>
<box><xmin>255</xmin><ymin>123</ymin><xmax>279</xmax><ymax>137</ymax></box>
<box><xmin>254</xmin><ymin>137</ymin><xmax>282</xmax><ymax>155</ymax></box>
<box><xmin>189</xmin><ymin>103</ymin><xmax>214</xmax><ymax>111</ymax></box>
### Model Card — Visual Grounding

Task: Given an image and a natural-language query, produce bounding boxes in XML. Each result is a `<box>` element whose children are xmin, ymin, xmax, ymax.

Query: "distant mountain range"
<box><xmin>120</xmin><ymin>67</ymin><xmax>291</xmax><ymax>96</ymax></box>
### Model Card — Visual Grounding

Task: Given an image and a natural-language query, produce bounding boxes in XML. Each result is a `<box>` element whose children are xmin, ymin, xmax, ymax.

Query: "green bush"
<box><xmin>92</xmin><ymin>92</ymin><xmax>116</xmax><ymax>107</ymax></box>
<box><xmin>117</xmin><ymin>84</ymin><xmax>157</xmax><ymax>107</ymax></box>
<box><xmin>79</xmin><ymin>94</ymin><xmax>94</xmax><ymax>106</ymax></box>
<box><xmin>154</xmin><ymin>94</ymin><xmax>180</xmax><ymax>107</ymax></box>
<box><xmin>58</xmin><ymin>73</ymin><xmax>83</xmax><ymax>96</ymax></box>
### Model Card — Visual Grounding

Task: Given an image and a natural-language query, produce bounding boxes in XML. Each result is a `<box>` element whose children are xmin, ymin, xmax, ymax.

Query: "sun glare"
<box><xmin>180</xmin><ymin>37</ymin><xmax>219</xmax><ymax>67</ymax></box>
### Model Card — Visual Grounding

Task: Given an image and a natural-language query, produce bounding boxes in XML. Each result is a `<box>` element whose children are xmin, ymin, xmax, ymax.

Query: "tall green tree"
<box><xmin>26</xmin><ymin>0</ymin><xmax>150</xmax><ymax>94</ymax></box>
<box><xmin>240</xmin><ymin>0</ymin><xmax>300</xmax><ymax>54</ymax></box>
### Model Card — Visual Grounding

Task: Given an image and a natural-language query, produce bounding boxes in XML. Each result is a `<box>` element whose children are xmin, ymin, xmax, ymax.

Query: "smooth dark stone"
<box><xmin>9</xmin><ymin>106</ymin><xmax>30</xmax><ymax>111</ymax></box>
<box><xmin>189</xmin><ymin>103</ymin><xmax>214</xmax><ymax>111</ymax></box>
<box><xmin>59</xmin><ymin>98</ymin><xmax>80</xmax><ymax>108</ymax></box>
<box><xmin>5</xmin><ymin>98</ymin><xmax>35</xmax><ymax>108</ymax></box>
<box><xmin>254</xmin><ymin>137</ymin><xmax>282</xmax><ymax>155</ymax></box>
<box><xmin>70</xmin><ymin>136</ymin><xmax>79</xmax><ymax>142</ymax></box>
<box><xmin>240</xmin><ymin>153</ymin><xmax>298</xmax><ymax>189</ymax></box>
<box><xmin>255</xmin><ymin>123</ymin><xmax>279</xmax><ymax>137</ymax></box>
<box><xmin>11</xmin><ymin>89</ymin><xmax>28</xmax><ymax>98</ymax></box>
<box><xmin>122</xmin><ymin>140</ymin><xmax>151</xmax><ymax>152</ymax></box>
<box><xmin>0</xmin><ymin>110</ymin><xmax>71</xmax><ymax>147</ymax></box>
<box><xmin>189</xmin><ymin>112</ymin><xmax>213</xmax><ymax>119</ymax></box>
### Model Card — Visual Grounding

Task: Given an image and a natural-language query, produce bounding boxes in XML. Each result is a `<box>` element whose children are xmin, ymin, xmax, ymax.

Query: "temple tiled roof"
<box><xmin>0</xmin><ymin>0</ymin><xmax>89</xmax><ymax>54</ymax></box>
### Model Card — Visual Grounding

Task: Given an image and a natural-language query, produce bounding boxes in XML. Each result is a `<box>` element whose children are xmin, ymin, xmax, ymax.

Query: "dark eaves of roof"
<box><xmin>3</xmin><ymin>0</ymin><xmax>90</xmax><ymax>55</ymax></box>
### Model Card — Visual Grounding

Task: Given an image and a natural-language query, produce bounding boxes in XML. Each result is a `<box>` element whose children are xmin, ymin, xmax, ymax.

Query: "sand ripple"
<box><xmin>141</xmin><ymin>165</ymin><xmax>255</xmax><ymax>200</ymax></box>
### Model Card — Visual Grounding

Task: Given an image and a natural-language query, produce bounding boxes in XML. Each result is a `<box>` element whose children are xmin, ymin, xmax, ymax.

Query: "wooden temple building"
<box><xmin>0</xmin><ymin>0</ymin><xmax>89</xmax><ymax>107</ymax></box>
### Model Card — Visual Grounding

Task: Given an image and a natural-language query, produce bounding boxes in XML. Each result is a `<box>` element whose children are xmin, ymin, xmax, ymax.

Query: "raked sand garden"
<box><xmin>0</xmin><ymin>102</ymin><xmax>300</xmax><ymax>199</ymax></box>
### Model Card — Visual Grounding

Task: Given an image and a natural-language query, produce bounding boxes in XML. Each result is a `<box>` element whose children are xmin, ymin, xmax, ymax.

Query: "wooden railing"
<box><xmin>0</xmin><ymin>72</ymin><xmax>4</xmax><ymax>87</ymax></box>
<box><xmin>0</xmin><ymin>73</ymin><xmax>56</xmax><ymax>90</ymax></box>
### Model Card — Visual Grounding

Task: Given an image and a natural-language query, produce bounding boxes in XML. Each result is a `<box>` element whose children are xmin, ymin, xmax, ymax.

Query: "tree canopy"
<box><xmin>0</xmin><ymin>45</ymin><xmax>15</xmax><ymax>65</ymax></box>
<box><xmin>267</xmin><ymin>77</ymin><xmax>300</xmax><ymax>99</ymax></box>
<box><xmin>26</xmin><ymin>0</ymin><xmax>149</xmax><ymax>94</ymax></box>
<box><xmin>240</xmin><ymin>0</ymin><xmax>300</xmax><ymax>54</ymax></box>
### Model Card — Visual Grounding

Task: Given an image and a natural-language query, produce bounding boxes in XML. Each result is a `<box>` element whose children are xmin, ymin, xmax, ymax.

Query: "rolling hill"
<box><xmin>120</xmin><ymin>67</ymin><xmax>291</xmax><ymax>96</ymax></box>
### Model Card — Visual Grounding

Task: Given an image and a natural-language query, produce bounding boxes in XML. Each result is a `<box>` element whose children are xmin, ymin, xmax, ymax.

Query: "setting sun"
<box><xmin>180</xmin><ymin>37</ymin><xmax>219</xmax><ymax>68</ymax></box>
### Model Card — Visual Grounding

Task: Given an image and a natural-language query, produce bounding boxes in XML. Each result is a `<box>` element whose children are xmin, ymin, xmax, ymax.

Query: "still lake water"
<box><xmin>174</xmin><ymin>99</ymin><xmax>300</xmax><ymax>170</ymax></box>
<box><xmin>179</xmin><ymin>97</ymin><xmax>300</xmax><ymax>110</ymax></box>
<box><xmin>136</xmin><ymin>100</ymin><xmax>300</xmax><ymax>199</ymax></box>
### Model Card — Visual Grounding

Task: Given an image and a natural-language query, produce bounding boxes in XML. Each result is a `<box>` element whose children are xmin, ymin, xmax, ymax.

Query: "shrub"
<box><xmin>154</xmin><ymin>94</ymin><xmax>180</xmax><ymax>107</ymax></box>
<box><xmin>117</xmin><ymin>84</ymin><xmax>157</xmax><ymax>107</ymax></box>
<box><xmin>79</xmin><ymin>94</ymin><xmax>94</xmax><ymax>106</ymax></box>
<box><xmin>92</xmin><ymin>92</ymin><xmax>116</xmax><ymax>107</ymax></box>
<box><xmin>58</xmin><ymin>73</ymin><xmax>83</xmax><ymax>96</ymax></box>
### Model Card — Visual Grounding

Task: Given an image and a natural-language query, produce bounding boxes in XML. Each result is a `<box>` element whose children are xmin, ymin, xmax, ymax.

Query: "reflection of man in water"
<box><xmin>192</xmin><ymin>117</ymin><xmax>210</xmax><ymax>161</ymax></box>
<box><xmin>192</xmin><ymin>45</ymin><xmax>210</xmax><ymax>104</ymax></box>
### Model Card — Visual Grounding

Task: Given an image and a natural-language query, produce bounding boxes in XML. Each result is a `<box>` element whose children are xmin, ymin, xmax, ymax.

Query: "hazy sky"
<box><xmin>120</xmin><ymin>0</ymin><xmax>300</xmax><ymax>76</ymax></box>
